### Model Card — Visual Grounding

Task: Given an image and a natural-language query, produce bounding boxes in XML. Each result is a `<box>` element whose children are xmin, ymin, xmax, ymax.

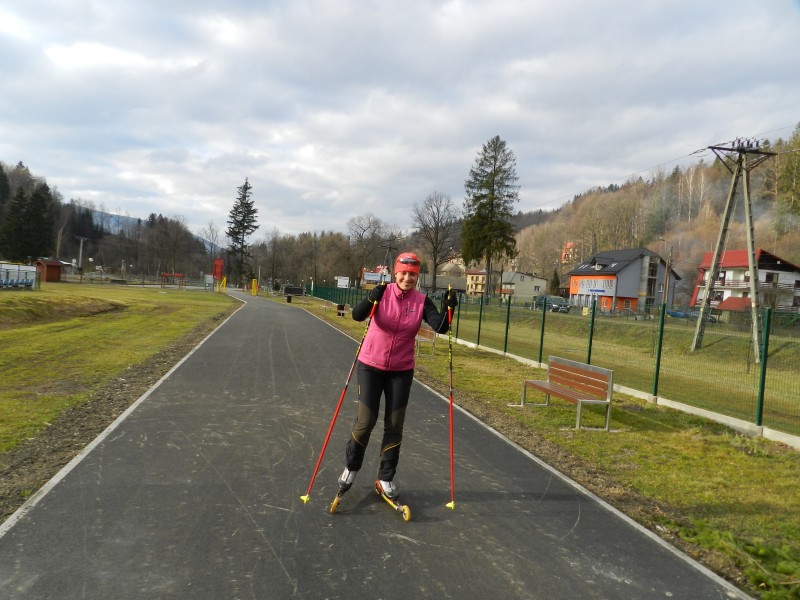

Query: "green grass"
<box><xmin>0</xmin><ymin>283</ymin><xmax>236</xmax><ymax>453</ymax></box>
<box><xmin>292</xmin><ymin>294</ymin><xmax>800</xmax><ymax>599</ymax></box>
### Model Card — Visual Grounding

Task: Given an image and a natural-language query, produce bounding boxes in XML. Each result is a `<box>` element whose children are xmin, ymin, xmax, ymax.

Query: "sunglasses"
<box><xmin>398</xmin><ymin>257</ymin><xmax>420</xmax><ymax>266</ymax></box>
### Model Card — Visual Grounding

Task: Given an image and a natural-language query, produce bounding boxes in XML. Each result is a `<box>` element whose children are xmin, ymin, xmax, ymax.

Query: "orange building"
<box><xmin>567</xmin><ymin>248</ymin><xmax>679</xmax><ymax>313</ymax></box>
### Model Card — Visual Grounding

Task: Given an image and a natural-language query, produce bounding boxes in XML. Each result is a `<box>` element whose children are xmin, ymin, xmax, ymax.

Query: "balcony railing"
<box><xmin>709</xmin><ymin>280</ymin><xmax>798</xmax><ymax>291</ymax></box>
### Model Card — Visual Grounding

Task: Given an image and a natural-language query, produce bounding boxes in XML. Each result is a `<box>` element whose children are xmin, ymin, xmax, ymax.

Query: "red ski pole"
<box><xmin>446</xmin><ymin>285</ymin><xmax>456</xmax><ymax>510</ymax></box>
<box><xmin>300</xmin><ymin>300</ymin><xmax>378</xmax><ymax>504</ymax></box>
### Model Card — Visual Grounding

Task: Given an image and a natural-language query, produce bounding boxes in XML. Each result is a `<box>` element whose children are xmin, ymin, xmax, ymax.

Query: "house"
<box><xmin>567</xmin><ymin>248</ymin><xmax>680</xmax><ymax>313</ymax></box>
<box><xmin>690</xmin><ymin>249</ymin><xmax>800</xmax><ymax>311</ymax></box>
<box><xmin>465</xmin><ymin>268</ymin><xmax>487</xmax><ymax>297</ymax></box>
<box><xmin>498</xmin><ymin>271</ymin><xmax>548</xmax><ymax>302</ymax></box>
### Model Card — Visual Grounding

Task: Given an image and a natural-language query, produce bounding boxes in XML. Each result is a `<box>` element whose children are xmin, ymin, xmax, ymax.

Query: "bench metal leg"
<box><xmin>510</xmin><ymin>382</ymin><xmax>551</xmax><ymax>408</ymax></box>
<box><xmin>576</xmin><ymin>401</ymin><xmax>612</xmax><ymax>431</ymax></box>
<box><xmin>509</xmin><ymin>382</ymin><xmax>526</xmax><ymax>407</ymax></box>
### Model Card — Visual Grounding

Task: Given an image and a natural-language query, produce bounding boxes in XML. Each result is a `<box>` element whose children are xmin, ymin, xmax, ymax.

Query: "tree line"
<box><xmin>2</xmin><ymin>124</ymin><xmax>799</xmax><ymax>300</ymax></box>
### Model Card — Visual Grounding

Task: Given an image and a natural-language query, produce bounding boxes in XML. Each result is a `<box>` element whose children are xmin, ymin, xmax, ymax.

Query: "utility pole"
<box><xmin>690</xmin><ymin>139</ymin><xmax>775</xmax><ymax>362</ymax></box>
<box><xmin>75</xmin><ymin>236</ymin><xmax>88</xmax><ymax>283</ymax></box>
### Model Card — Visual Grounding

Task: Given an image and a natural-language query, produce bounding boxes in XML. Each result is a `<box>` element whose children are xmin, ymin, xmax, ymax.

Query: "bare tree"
<box><xmin>413</xmin><ymin>191</ymin><xmax>460</xmax><ymax>291</ymax></box>
<box><xmin>201</xmin><ymin>221</ymin><xmax>222</xmax><ymax>260</ymax></box>
<box><xmin>347</xmin><ymin>213</ymin><xmax>388</xmax><ymax>281</ymax></box>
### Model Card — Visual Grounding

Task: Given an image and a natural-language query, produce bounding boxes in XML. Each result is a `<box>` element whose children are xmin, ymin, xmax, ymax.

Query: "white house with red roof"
<box><xmin>690</xmin><ymin>249</ymin><xmax>800</xmax><ymax>311</ymax></box>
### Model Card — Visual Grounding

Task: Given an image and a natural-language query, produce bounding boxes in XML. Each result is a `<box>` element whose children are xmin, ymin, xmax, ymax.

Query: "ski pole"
<box><xmin>446</xmin><ymin>285</ymin><xmax>456</xmax><ymax>510</ymax></box>
<box><xmin>300</xmin><ymin>300</ymin><xmax>378</xmax><ymax>504</ymax></box>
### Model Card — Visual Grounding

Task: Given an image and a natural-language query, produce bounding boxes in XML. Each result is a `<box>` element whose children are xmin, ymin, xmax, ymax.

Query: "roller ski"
<box><xmin>375</xmin><ymin>480</ymin><xmax>411</xmax><ymax>522</ymax></box>
<box><xmin>330</xmin><ymin>468</ymin><xmax>357</xmax><ymax>513</ymax></box>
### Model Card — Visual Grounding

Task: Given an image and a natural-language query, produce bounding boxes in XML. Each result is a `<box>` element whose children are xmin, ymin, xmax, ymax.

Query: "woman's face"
<box><xmin>395</xmin><ymin>270</ymin><xmax>419</xmax><ymax>291</ymax></box>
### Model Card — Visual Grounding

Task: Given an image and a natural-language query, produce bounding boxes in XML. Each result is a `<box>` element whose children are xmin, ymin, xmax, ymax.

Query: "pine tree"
<box><xmin>27</xmin><ymin>183</ymin><xmax>55</xmax><ymax>258</ymax></box>
<box><xmin>226</xmin><ymin>178</ymin><xmax>259</xmax><ymax>284</ymax></box>
<box><xmin>0</xmin><ymin>187</ymin><xmax>27</xmax><ymax>261</ymax></box>
<box><xmin>0</xmin><ymin>165</ymin><xmax>11</xmax><ymax>227</ymax></box>
<box><xmin>462</xmin><ymin>135</ymin><xmax>520</xmax><ymax>297</ymax></box>
<box><xmin>0</xmin><ymin>183</ymin><xmax>56</xmax><ymax>262</ymax></box>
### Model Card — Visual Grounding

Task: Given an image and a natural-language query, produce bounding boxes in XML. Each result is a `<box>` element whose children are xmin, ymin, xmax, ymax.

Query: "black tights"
<box><xmin>344</xmin><ymin>362</ymin><xmax>414</xmax><ymax>481</ymax></box>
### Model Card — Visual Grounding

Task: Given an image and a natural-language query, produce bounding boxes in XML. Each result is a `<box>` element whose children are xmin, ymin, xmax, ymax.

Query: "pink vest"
<box><xmin>358</xmin><ymin>283</ymin><xmax>426</xmax><ymax>371</ymax></box>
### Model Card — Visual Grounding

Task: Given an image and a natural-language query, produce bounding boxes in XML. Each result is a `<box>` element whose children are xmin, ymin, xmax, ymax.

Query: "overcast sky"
<box><xmin>2</xmin><ymin>1</ymin><xmax>799</xmax><ymax>238</ymax></box>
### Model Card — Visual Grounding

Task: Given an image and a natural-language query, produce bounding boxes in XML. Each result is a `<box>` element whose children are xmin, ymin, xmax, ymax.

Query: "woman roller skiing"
<box><xmin>335</xmin><ymin>252</ymin><xmax>458</xmax><ymax>516</ymax></box>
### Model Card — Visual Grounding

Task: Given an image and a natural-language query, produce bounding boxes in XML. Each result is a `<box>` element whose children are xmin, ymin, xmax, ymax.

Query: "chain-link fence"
<box><xmin>451</xmin><ymin>296</ymin><xmax>800</xmax><ymax>437</ymax></box>
<box><xmin>307</xmin><ymin>286</ymin><xmax>800</xmax><ymax>437</ymax></box>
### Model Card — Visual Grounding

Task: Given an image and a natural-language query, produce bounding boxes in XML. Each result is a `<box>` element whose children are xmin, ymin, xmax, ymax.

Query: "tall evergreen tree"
<box><xmin>0</xmin><ymin>165</ymin><xmax>11</xmax><ymax>226</ymax></box>
<box><xmin>226</xmin><ymin>178</ymin><xmax>259</xmax><ymax>283</ymax></box>
<box><xmin>0</xmin><ymin>183</ymin><xmax>55</xmax><ymax>262</ymax></box>
<box><xmin>0</xmin><ymin>187</ymin><xmax>27</xmax><ymax>261</ymax></box>
<box><xmin>461</xmin><ymin>135</ymin><xmax>520</xmax><ymax>297</ymax></box>
<box><xmin>27</xmin><ymin>183</ymin><xmax>55</xmax><ymax>258</ymax></box>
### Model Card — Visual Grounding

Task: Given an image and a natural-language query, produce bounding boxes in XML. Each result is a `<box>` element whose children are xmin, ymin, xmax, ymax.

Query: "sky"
<box><xmin>2</xmin><ymin>1</ymin><xmax>800</xmax><ymax>239</ymax></box>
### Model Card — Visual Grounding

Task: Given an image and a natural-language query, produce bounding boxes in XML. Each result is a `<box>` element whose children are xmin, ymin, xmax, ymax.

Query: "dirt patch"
<box><xmin>0</xmin><ymin>308</ymin><xmax>748</xmax><ymax>593</ymax></box>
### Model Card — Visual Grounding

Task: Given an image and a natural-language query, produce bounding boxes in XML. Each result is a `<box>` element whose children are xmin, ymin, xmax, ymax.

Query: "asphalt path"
<box><xmin>0</xmin><ymin>291</ymin><xmax>749</xmax><ymax>599</ymax></box>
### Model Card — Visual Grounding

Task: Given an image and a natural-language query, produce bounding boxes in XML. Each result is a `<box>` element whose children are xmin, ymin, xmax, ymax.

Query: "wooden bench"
<box><xmin>515</xmin><ymin>356</ymin><xmax>613</xmax><ymax>430</ymax></box>
<box><xmin>320</xmin><ymin>300</ymin><xmax>335</xmax><ymax>311</ymax></box>
<box><xmin>336</xmin><ymin>303</ymin><xmax>351</xmax><ymax>317</ymax></box>
<box><xmin>415</xmin><ymin>325</ymin><xmax>436</xmax><ymax>355</ymax></box>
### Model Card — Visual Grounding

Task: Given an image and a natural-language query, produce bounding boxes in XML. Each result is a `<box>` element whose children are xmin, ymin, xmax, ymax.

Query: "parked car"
<box><xmin>551</xmin><ymin>303</ymin><xmax>571</xmax><ymax>313</ymax></box>
<box><xmin>533</xmin><ymin>294</ymin><xmax>567</xmax><ymax>310</ymax></box>
<box><xmin>689</xmin><ymin>310</ymin><xmax>718</xmax><ymax>323</ymax></box>
<box><xmin>533</xmin><ymin>295</ymin><xmax>569</xmax><ymax>312</ymax></box>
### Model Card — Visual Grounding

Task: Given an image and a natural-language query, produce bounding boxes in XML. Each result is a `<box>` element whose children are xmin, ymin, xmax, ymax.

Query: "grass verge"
<box><xmin>0</xmin><ymin>283</ymin><xmax>236</xmax><ymax>453</ymax></box>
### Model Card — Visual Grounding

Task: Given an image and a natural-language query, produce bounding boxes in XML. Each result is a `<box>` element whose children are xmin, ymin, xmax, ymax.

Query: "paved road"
<box><xmin>0</xmin><ymin>292</ymin><xmax>749</xmax><ymax>599</ymax></box>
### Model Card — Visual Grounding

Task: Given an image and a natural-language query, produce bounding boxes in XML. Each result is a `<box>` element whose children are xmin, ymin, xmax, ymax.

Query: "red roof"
<box><xmin>716</xmin><ymin>297</ymin><xmax>752</xmax><ymax>311</ymax></box>
<box><xmin>698</xmin><ymin>249</ymin><xmax>800</xmax><ymax>271</ymax></box>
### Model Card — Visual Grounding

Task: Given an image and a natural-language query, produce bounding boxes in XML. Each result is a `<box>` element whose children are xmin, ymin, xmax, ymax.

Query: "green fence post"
<box><xmin>538</xmin><ymin>299</ymin><xmax>547</xmax><ymax>364</ymax></box>
<box><xmin>503</xmin><ymin>297</ymin><xmax>511</xmax><ymax>353</ymax></box>
<box><xmin>586</xmin><ymin>297</ymin><xmax>597</xmax><ymax>364</ymax></box>
<box><xmin>652</xmin><ymin>303</ymin><xmax>667</xmax><ymax>399</ymax></box>
<box><xmin>477</xmin><ymin>295</ymin><xmax>484</xmax><ymax>347</ymax></box>
<box><xmin>455</xmin><ymin>299</ymin><xmax>461</xmax><ymax>339</ymax></box>
<box><xmin>756</xmin><ymin>307</ymin><xmax>771</xmax><ymax>427</ymax></box>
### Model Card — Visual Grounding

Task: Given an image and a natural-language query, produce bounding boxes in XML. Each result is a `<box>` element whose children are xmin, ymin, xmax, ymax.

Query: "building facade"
<box><xmin>567</xmin><ymin>248</ymin><xmax>679</xmax><ymax>312</ymax></box>
<box><xmin>689</xmin><ymin>249</ymin><xmax>800</xmax><ymax>311</ymax></box>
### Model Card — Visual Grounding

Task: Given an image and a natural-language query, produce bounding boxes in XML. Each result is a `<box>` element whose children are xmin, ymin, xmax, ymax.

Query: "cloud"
<box><xmin>1</xmin><ymin>0</ymin><xmax>799</xmax><ymax>237</ymax></box>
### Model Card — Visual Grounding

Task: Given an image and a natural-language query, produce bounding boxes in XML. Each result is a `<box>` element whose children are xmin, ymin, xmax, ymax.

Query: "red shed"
<box><xmin>36</xmin><ymin>259</ymin><xmax>63</xmax><ymax>283</ymax></box>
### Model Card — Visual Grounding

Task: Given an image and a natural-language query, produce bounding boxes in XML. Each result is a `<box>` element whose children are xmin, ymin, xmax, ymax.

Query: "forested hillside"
<box><xmin>514</xmin><ymin>127</ymin><xmax>800</xmax><ymax>302</ymax></box>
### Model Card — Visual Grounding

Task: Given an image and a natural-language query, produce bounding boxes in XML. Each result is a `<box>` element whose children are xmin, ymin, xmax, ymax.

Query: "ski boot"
<box><xmin>330</xmin><ymin>468</ymin><xmax>357</xmax><ymax>513</ymax></box>
<box><xmin>375</xmin><ymin>480</ymin><xmax>411</xmax><ymax>522</ymax></box>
